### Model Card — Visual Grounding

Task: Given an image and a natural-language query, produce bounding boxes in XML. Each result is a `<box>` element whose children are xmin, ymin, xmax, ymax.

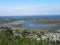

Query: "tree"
<box><xmin>0</xmin><ymin>27</ymin><xmax>13</xmax><ymax>45</ymax></box>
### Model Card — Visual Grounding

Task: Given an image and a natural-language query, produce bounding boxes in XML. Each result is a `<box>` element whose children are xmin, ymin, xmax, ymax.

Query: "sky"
<box><xmin>0</xmin><ymin>0</ymin><xmax>60</xmax><ymax>16</ymax></box>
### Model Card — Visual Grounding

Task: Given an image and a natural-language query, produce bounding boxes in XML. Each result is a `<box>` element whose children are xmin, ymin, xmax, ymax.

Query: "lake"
<box><xmin>6</xmin><ymin>20</ymin><xmax>60</xmax><ymax>30</ymax></box>
<box><xmin>0</xmin><ymin>15</ymin><xmax>60</xmax><ymax>30</ymax></box>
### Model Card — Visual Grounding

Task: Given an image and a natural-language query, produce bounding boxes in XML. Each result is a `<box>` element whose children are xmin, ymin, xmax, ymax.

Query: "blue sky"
<box><xmin>0</xmin><ymin>0</ymin><xmax>60</xmax><ymax>16</ymax></box>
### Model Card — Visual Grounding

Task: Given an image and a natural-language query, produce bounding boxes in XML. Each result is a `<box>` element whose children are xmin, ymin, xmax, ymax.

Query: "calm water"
<box><xmin>9</xmin><ymin>20</ymin><xmax>60</xmax><ymax>30</ymax></box>
<box><xmin>0</xmin><ymin>15</ymin><xmax>60</xmax><ymax>30</ymax></box>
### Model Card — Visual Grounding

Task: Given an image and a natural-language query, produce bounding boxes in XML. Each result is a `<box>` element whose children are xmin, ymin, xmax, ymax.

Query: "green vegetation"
<box><xmin>0</xmin><ymin>27</ymin><xmax>52</xmax><ymax>45</ymax></box>
<box><xmin>0</xmin><ymin>18</ymin><xmax>21</xmax><ymax>24</ymax></box>
<box><xmin>0</xmin><ymin>27</ymin><xmax>60</xmax><ymax>45</ymax></box>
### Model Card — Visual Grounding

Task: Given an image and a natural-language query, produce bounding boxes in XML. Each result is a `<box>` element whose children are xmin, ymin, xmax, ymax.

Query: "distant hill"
<box><xmin>0</xmin><ymin>15</ymin><xmax>60</xmax><ymax>18</ymax></box>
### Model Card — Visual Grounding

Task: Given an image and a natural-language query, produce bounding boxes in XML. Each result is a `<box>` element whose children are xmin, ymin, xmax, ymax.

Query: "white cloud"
<box><xmin>0</xmin><ymin>7</ymin><xmax>60</xmax><ymax>16</ymax></box>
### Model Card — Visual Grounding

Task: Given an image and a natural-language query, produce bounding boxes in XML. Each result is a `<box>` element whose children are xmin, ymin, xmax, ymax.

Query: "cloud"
<box><xmin>0</xmin><ymin>7</ymin><xmax>60</xmax><ymax>16</ymax></box>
